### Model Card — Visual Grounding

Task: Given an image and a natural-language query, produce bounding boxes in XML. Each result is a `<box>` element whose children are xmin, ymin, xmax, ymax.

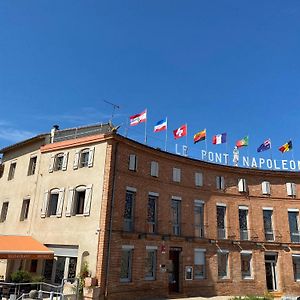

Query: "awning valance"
<box><xmin>0</xmin><ymin>236</ymin><xmax>54</xmax><ymax>259</ymax></box>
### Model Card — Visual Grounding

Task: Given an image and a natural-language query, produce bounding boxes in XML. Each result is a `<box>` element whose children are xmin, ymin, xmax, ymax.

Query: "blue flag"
<box><xmin>257</xmin><ymin>139</ymin><xmax>271</xmax><ymax>152</ymax></box>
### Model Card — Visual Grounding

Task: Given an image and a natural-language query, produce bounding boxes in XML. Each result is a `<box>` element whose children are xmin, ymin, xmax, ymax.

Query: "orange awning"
<box><xmin>0</xmin><ymin>236</ymin><xmax>54</xmax><ymax>259</ymax></box>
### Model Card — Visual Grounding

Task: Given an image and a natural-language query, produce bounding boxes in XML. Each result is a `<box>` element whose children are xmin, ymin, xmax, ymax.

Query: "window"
<box><xmin>263</xmin><ymin>209</ymin><xmax>274</xmax><ymax>241</ymax></box>
<box><xmin>288</xmin><ymin>210</ymin><xmax>300</xmax><ymax>243</ymax></box>
<box><xmin>171</xmin><ymin>198</ymin><xmax>181</xmax><ymax>235</ymax></box>
<box><xmin>128</xmin><ymin>154</ymin><xmax>137</xmax><ymax>171</ymax></box>
<box><xmin>147</xmin><ymin>193</ymin><xmax>157</xmax><ymax>233</ymax></box>
<box><xmin>241</xmin><ymin>252</ymin><xmax>252</xmax><ymax>279</ymax></box>
<box><xmin>150</xmin><ymin>161</ymin><xmax>159</xmax><ymax>177</ymax></box>
<box><xmin>293</xmin><ymin>255</ymin><xmax>300</xmax><ymax>281</ymax></box>
<box><xmin>73</xmin><ymin>148</ymin><xmax>94</xmax><ymax>169</ymax></box>
<box><xmin>173</xmin><ymin>168</ymin><xmax>181</xmax><ymax>182</ymax></box>
<box><xmin>8</xmin><ymin>162</ymin><xmax>16</xmax><ymax>180</ymax></box>
<box><xmin>0</xmin><ymin>163</ymin><xmax>4</xmax><ymax>179</ymax></box>
<box><xmin>238</xmin><ymin>178</ymin><xmax>247</xmax><ymax>192</ymax></box>
<box><xmin>145</xmin><ymin>248</ymin><xmax>156</xmax><ymax>280</ymax></box>
<box><xmin>218</xmin><ymin>251</ymin><xmax>229</xmax><ymax>279</ymax></box>
<box><xmin>0</xmin><ymin>202</ymin><xmax>9</xmax><ymax>222</ymax></box>
<box><xmin>120</xmin><ymin>246</ymin><xmax>133</xmax><ymax>282</ymax></box>
<box><xmin>216</xmin><ymin>176</ymin><xmax>225</xmax><ymax>190</ymax></box>
<box><xmin>194</xmin><ymin>201</ymin><xmax>204</xmax><ymax>238</ymax></box>
<box><xmin>194</xmin><ymin>249</ymin><xmax>205</xmax><ymax>279</ymax></box>
<box><xmin>48</xmin><ymin>191</ymin><xmax>59</xmax><ymax>217</ymax></box>
<box><xmin>30</xmin><ymin>260</ymin><xmax>38</xmax><ymax>273</ymax></box>
<box><xmin>27</xmin><ymin>156</ymin><xmax>37</xmax><ymax>176</ymax></box>
<box><xmin>262</xmin><ymin>181</ymin><xmax>271</xmax><ymax>195</ymax></box>
<box><xmin>239</xmin><ymin>207</ymin><xmax>249</xmax><ymax>241</ymax></box>
<box><xmin>195</xmin><ymin>172</ymin><xmax>203</xmax><ymax>187</ymax></box>
<box><xmin>49</xmin><ymin>153</ymin><xmax>68</xmax><ymax>172</ymax></box>
<box><xmin>41</xmin><ymin>188</ymin><xmax>65</xmax><ymax>218</ymax></box>
<box><xmin>74</xmin><ymin>191</ymin><xmax>85</xmax><ymax>215</ymax></box>
<box><xmin>287</xmin><ymin>183</ymin><xmax>297</xmax><ymax>197</ymax></box>
<box><xmin>20</xmin><ymin>199</ymin><xmax>30</xmax><ymax>221</ymax></box>
<box><xmin>124</xmin><ymin>189</ymin><xmax>135</xmax><ymax>231</ymax></box>
<box><xmin>217</xmin><ymin>205</ymin><xmax>226</xmax><ymax>239</ymax></box>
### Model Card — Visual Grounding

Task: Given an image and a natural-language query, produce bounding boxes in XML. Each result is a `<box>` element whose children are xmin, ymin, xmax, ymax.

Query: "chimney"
<box><xmin>50</xmin><ymin>125</ymin><xmax>59</xmax><ymax>143</ymax></box>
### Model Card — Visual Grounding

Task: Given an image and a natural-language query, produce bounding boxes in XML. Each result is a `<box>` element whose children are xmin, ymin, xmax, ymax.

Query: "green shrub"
<box><xmin>10</xmin><ymin>270</ymin><xmax>32</xmax><ymax>283</ymax></box>
<box><xmin>230</xmin><ymin>295</ymin><xmax>274</xmax><ymax>300</ymax></box>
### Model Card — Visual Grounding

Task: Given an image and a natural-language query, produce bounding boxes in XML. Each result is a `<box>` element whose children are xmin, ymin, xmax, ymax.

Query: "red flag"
<box><xmin>173</xmin><ymin>124</ymin><xmax>187</xmax><ymax>139</ymax></box>
<box><xmin>129</xmin><ymin>110</ymin><xmax>147</xmax><ymax>126</ymax></box>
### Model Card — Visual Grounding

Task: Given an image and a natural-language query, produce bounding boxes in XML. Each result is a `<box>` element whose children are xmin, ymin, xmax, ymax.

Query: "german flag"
<box><xmin>193</xmin><ymin>129</ymin><xmax>206</xmax><ymax>144</ymax></box>
<box><xmin>279</xmin><ymin>140</ymin><xmax>292</xmax><ymax>153</ymax></box>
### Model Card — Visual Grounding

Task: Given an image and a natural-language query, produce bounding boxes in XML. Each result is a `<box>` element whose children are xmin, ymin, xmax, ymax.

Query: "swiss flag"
<box><xmin>173</xmin><ymin>124</ymin><xmax>187</xmax><ymax>139</ymax></box>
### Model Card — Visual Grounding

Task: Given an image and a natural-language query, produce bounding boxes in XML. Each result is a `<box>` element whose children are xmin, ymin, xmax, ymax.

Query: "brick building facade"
<box><xmin>1</xmin><ymin>125</ymin><xmax>300</xmax><ymax>299</ymax></box>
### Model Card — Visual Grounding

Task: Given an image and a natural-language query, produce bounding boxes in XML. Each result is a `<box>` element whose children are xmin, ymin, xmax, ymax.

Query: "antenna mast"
<box><xmin>103</xmin><ymin>100</ymin><xmax>120</xmax><ymax>125</ymax></box>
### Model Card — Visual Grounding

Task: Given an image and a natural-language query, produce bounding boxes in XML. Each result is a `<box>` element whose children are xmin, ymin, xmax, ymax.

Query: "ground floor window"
<box><xmin>194</xmin><ymin>249</ymin><xmax>205</xmax><ymax>279</ymax></box>
<box><xmin>218</xmin><ymin>251</ymin><xmax>229</xmax><ymax>279</ymax></box>
<box><xmin>145</xmin><ymin>248</ymin><xmax>156</xmax><ymax>280</ymax></box>
<box><xmin>293</xmin><ymin>255</ymin><xmax>300</xmax><ymax>281</ymax></box>
<box><xmin>120</xmin><ymin>246</ymin><xmax>133</xmax><ymax>282</ymax></box>
<box><xmin>241</xmin><ymin>252</ymin><xmax>252</xmax><ymax>279</ymax></box>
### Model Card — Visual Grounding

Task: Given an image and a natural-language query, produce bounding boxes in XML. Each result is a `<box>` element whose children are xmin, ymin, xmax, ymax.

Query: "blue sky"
<box><xmin>0</xmin><ymin>1</ymin><xmax>300</xmax><ymax>164</ymax></box>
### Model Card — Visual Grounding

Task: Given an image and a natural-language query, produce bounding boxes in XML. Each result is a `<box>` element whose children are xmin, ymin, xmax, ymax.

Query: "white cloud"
<box><xmin>0</xmin><ymin>128</ymin><xmax>36</xmax><ymax>143</ymax></box>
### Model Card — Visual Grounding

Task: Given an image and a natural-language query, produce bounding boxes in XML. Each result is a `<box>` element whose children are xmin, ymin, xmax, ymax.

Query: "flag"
<box><xmin>279</xmin><ymin>140</ymin><xmax>292</xmax><ymax>153</ymax></box>
<box><xmin>257</xmin><ymin>139</ymin><xmax>271</xmax><ymax>152</ymax></box>
<box><xmin>236</xmin><ymin>136</ymin><xmax>249</xmax><ymax>148</ymax></box>
<box><xmin>130</xmin><ymin>110</ymin><xmax>147</xmax><ymax>126</ymax></box>
<box><xmin>194</xmin><ymin>129</ymin><xmax>206</xmax><ymax>144</ymax></box>
<box><xmin>212</xmin><ymin>133</ymin><xmax>227</xmax><ymax>144</ymax></box>
<box><xmin>154</xmin><ymin>118</ymin><xmax>167</xmax><ymax>132</ymax></box>
<box><xmin>173</xmin><ymin>124</ymin><xmax>187</xmax><ymax>139</ymax></box>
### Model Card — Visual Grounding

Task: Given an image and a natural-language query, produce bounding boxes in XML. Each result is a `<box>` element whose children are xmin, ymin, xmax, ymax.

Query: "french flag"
<box><xmin>212</xmin><ymin>133</ymin><xmax>227</xmax><ymax>144</ymax></box>
<box><xmin>154</xmin><ymin>118</ymin><xmax>167</xmax><ymax>132</ymax></box>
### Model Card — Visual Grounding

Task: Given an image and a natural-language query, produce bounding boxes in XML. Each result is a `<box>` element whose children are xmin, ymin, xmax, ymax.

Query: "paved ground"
<box><xmin>151</xmin><ymin>297</ymin><xmax>232</xmax><ymax>300</ymax></box>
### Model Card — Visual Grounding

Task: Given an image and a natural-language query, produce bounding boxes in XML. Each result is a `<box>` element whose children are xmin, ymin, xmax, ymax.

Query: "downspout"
<box><xmin>104</xmin><ymin>140</ymin><xmax>119</xmax><ymax>299</ymax></box>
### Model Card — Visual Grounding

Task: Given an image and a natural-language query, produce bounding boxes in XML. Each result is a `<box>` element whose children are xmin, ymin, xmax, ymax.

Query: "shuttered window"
<box><xmin>216</xmin><ymin>176</ymin><xmax>225</xmax><ymax>190</ymax></box>
<box><xmin>150</xmin><ymin>161</ymin><xmax>159</xmax><ymax>177</ymax></box>
<box><xmin>195</xmin><ymin>172</ymin><xmax>203</xmax><ymax>187</ymax></box>
<box><xmin>238</xmin><ymin>178</ymin><xmax>247</xmax><ymax>192</ymax></box>
<box><xmin>128</xmin><ymin>154</ymin><xmax>137</xmax><ymax>171</ymax></box>
<box><xmin>173</xmin><ymin>168</ymin><xmax>181</xmax><ymax>182</ymax></box>
<box><xmin>262</xmin><ymin>181</ymin><xmax>271</xmax><ymax>195</ymax></box>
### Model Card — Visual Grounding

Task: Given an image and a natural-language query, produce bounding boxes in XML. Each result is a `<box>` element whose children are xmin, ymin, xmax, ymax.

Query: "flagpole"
<box><xmin>226</xmin><ymin>135</ymin><xmax>228</xmax><ymax>165</ymax></box>
<box><xmin>270</xmin><ymin>138</ymin><xmax>273</xmax><ymax>170</ymax></box>
<box><xmin>125</xmin><ymin>117</ymin><xmax>129</xmax><ymax>137</ymax></box>
<box><xmin>205</xmin><ymin>129</ymin><xmax>208</xmax><ymax>161</ymax></box>
<box><xmin>185</xmin><ymin>123</ymin><xmax>188</xmax><ymax>156</ymax></box>
<box><xmin>247</xmin><ymin>134</ymin><xmax>250</xmax><ymax>167</ymax></box>
<box><xmin>291</xmin><ymin>138</ymin><xmax>295</xmax><ymax>162</ymax></box>
<box><xmin>144</xmin><ymin>109</ymin><xmax>147</xmax><ymax>144</ymax></box>
<box><xmin>165</xmin><ymin>117</ymin><xmax>168</xmax><ymax>151</ymax></box>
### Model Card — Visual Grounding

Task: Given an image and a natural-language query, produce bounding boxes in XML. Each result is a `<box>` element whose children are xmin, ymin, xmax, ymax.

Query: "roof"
<box><xmin>0</xmin><ymin>235</ymin><xmax>54</xmax><ymax>259</ymax></box>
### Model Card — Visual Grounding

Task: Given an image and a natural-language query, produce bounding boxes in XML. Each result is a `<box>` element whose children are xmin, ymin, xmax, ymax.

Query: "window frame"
<box><xmin>150</xmin><ymin>161</ymin><xmax>159</xmax><ymax>177</ymax></box>
<box><xmin>217</xmin><ymin>204</ymin><xmax>227</xmax><ymax>239</ymax></box>
<box><xmin>123</xmin><ymin>189</ymin><xmax>136</xmax><ymax>232</ymax></box>
<box><xmin>128</xmin><ymin>154</ymin><xmax>137</xmax><ymax>171</ymax></box>
<box><xmin>20</xmin><ymin>198</ymin><xmax>30</xmax><ymax>221</ymax></box>
<box><xmin>147</xmin><ymin>193</ymin><xmax>158</xmax><ymax>234</ymax></box>
<box><xmin>293</xmin><ymin>255</ymin><xmax>300</xmax><ymax>281</ymax></box>
<box><xmin>171</xmin><ymin>198</ymin><xmax>181</xmax><ymax>236</ymax></box>
<box><xmin>47</xmin><ymin>189</ymin><xmax>60</xmax><ymax>217</ymax></box>
<box><xmin>8</xmin><ymin>162</ymin><xmax>16</xmax><ymax>181</ymax></box>
<box><xmin>172</xmin><ymin>168</ymin><xmax>181</xmax><ymax>183</ymax></box>
<box><xmin>239</xmin><ymin>206</ymin><xmax>249</xmax><ymax>241</ymax></box>
<box><xmin>195</xmin><ymin>172</ymin><xmax>203</xmax><ymax>187</ymax></box>
<box><xmin>194</xmin><ymin>249</ymin><xmax>206</xmax><ymax>279</ymax></box>
<box><xmin>145</xmin><ymin>248</ymin><xmax>156</xmax><ymax>281</ymax></box>
<box><xmin>241</xmin><ymin>252</ymin><xmax>252</xmax><ymax>280</ymax></box>
<box><xmin>216</xmin><ymin>176</ymin><xmax>225</xmax><ymax>190</ymax></box>
<box><xmin>218</xmin><ymin>250</ymin><xmax>229</xmax><ymax>279</ymax></box>
<box><xmin>120</xmin><ymin>246</ymin><xmax>133</xmax><ymax>283</ymax></box>
<box><xmin>27</xmin><ymin>156</ymin><xmax>37</xmax><ymax>176</ymax></box>
<box><xmin>0</xmin><ymin>202</ymin><xmax>9</xmax><ymax>222</ymax></box>
<box><xmin>194</xmin><ymin>201</ymin><xmax>204</xmax><ymax>238</ymax></box>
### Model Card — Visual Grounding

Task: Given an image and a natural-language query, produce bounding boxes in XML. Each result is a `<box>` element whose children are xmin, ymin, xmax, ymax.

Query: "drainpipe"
<box><xmin>104</xmin><ymin>140</ymin><xmax>119</xmax><ymax>299</ymax></box>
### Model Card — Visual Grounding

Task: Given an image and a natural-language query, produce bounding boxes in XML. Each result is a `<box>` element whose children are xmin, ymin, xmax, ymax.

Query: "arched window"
<box><xmin>47</xmin><ymin>188</ymin><xmax>60</xmax><ymax>217</ymax></box>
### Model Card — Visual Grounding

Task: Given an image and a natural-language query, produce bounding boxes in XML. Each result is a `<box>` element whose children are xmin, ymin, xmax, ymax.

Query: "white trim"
<box><xmin>172</xmin><ymin>196</ymin><xmax>182</xmax><ymax>201</ymax></box>
<box><xmin>194</xmin><ymin>248</ymin><xmax>206</xmax><ymax>252</ymax></box>
<box><xmin>262</xmin><ymin>207</ymin><xmax>273</xmax><ymax>211</ymax></box>
<box><xmin>216</xmin><ymin>203</ymin><xmax>226</xmax><ymax>207</ymax></box>
<box><xmin>217</xmin><ymin>249</ymin><xmax>229</xmax><ymax>253</ymax></box>
<box><xmin>241</xmin><ymin>250</ymin><xmax>252</xmax><ymax>254</ymax></box>
<box><xmin>122</xmin><ymin>245</ymin><xmax>134</xmax><ymax>250</ymax></box>
<box><xmin>288</xmin><ymin>208</ymin><xmax>299</xmax><ymax>212</ymax></box>
<box><xmin>292</xmin><ymin>254</ymin><xmax>300</xmax><ymax>258</ymax></box>
<box><xmin>239</xmin><ymin>206</ymin><xmax>248</xmax><ymax>210</ymax></box>
<box><xmin>194</xmin><ymin>200</ymin><xmax>205</xmax><ymax>205</ymax></box>
<box><xmin>146</xmin><ymin>246</ymin><xmax>158</xmax><ymax>250</ymax></box>
<box><xmin>149</xmin><ymin>192</ymin><xmax>159</xmax><ymax>197</ymax></box>
<box><xmin>126</xmin><ymin>186</ymin><xmax>137</xmax><ymax>192</ymax></box>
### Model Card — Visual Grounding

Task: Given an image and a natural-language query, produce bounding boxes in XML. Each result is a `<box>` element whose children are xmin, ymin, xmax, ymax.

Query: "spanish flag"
<box><xmin>279</xmin><ymin>140</ymin><xmax>292</xmax><ymax>153</ymax></box>
<box><xmin>193</xmin><ymin>129</ymin><xmax>206</xmax><ymax>144</ymax></box>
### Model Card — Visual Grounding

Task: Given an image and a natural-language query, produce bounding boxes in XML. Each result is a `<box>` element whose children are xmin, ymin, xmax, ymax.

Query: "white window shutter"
<box><xmin>73</xmin><ymin>150</ymin><xmax>80</xmax><ymax>170</ymax></box>
<box><xmin>56</xmin><ymin>188</ymin><xmax>65</xmax><ymax>217</ymax></box>
<box><xmin>83</xmin><ymin>184</ymin><xmax>93</xmax><ymax>216</ymax></box>
<box><xmin>292</xmin><ymin>183</ymin><xmax>297</xmax><ymax>196</ymax></box>
<box><xmin>238</xmin><ymin>179</ymin><xmax>246</xmax><ymax>192</ymax></box>
<box><xmin>41</xmin><ymin>190</ymin><xmax>49</xmax><ymax>218</ymax></box>
<box><xmin>220</xmin><ymin>177</ymin><xmax>225</xmax><ymax>190</ymax></box>
<box><xmin>66</xmin><ymin>188</ymin><xmax>74</xmax><ymax>217</ymax></box>
<box><xmin>262</xmin><ymin>181</ymin><xmax>270</xmax><ymax>195</ymax></box>
<box><xmin>195</xmin><ymin>172</ymin><xmax>203</xmax><ymax>187</ymax></box>
<box><xmin>287</xmin><ymin>183</ymin><xmax>293</xmax><ymax>196</ymax></box>
<box><xmin>129</xmin><ymin>154</ymin><xmax>137</xmax><ymax>171</ymax></box>
<box><xmin>88</xmin><ymin>147</ymin><xmax>95</xmax><ymax>167</ymax></box>
<box><xmin>151</xmin><ymin>161</ymin><xmax>158</xmax><ymax>177</ymax></box>
<box><xmin>62</xmin><ymin>153</ymin><xmax>68</xmax><ymax>171</ymax></box>
<box><xmin>173</xmin><ymin>168</ymin><xmax>181</xmax><ymax>182</ymax></box>
<box><xmin>49</xmin><ymin>155</ymin><xmax>55</xmax><ymax>173</ymax></box>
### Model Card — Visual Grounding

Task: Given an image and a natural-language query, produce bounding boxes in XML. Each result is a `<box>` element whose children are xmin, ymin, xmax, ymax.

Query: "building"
<box><xmin>1</xmin><ymin>123</ymin><xmax>300</xmax><ymax>300</ymax></box>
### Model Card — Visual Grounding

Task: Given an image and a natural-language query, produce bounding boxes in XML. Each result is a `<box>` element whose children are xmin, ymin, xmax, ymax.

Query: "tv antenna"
<box><xmin>103</xmin><ymin>100</ymin><xmax>120</xmax><ymax>124</ymax></box>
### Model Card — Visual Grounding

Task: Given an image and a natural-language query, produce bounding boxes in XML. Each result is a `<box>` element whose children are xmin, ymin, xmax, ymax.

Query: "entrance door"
<box><xmin>265</xmin><ymin>254</ymin><xmax>277</xmax><ymax>291</ymax></box>
<box><xmin>168</xmin><ymin>249</ymin><xmax>180</xmax><ymax>293</ymax></box>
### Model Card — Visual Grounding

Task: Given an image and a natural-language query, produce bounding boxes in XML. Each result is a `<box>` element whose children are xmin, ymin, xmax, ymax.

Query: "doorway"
<box><xmin>265</xmin><ymin>254</ymin><xmax>278</xmax><ymax>291</ymax></box>
<box><xmin>168</xmin><ymin>248</ymin><xmax>181</xmax><ymax>293</ymax></box>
